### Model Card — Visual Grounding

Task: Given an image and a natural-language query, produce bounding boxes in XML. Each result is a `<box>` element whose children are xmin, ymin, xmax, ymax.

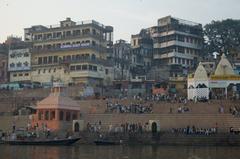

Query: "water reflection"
<box><xmin>1</xmin><ymin>145</ymin><xmax>240</xmax><ymax>159</ymax></box>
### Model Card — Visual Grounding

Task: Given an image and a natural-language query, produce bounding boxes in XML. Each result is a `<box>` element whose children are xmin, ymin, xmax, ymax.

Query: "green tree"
<box><xmin>204</xmin><ymin>19</ymin><xmax>240</xmax><ymax>59</ymax></box>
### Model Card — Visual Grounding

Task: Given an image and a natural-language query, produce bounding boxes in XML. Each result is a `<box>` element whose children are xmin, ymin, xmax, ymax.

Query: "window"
<box><xmin>70</xmin><ymin>66</ymin><xmax>76</xmax><ymax>71</ymax></box>
<box><xmin>93</xmin><ymin>66</ymin><xmax>97</xmax><ymax>71</ymax></box>
<box><xmin>48</xmin><ymin>56</ymin><xmax>53</xmax><ymax>63</ymax></box>
<box><xmin>59</xmin><ymin>111</ymin><xmax>64</xmax><ymax>120</ymax></box>
<box><xmin>53</xmin><ymin>56</ymin><xmax>58</xmax><ymax>63</ymax></box>
<box><xmin>50</xmin><ymin>111</ymin><xmax>55</xmax><ymax>120</ymax></box>
<box><xmin>17</xmin><ymin>62</ymin><xmax>22</xmax><ymax>67</ymax></box>
<box><xmin>45</xmin><ymin>111</ymin><xmax>49</xmax><ymax>120</ymax></box>
<box><xmin>10</xmin><ymin>63</ymin><xmax>15</xmax><ymax>68</ymax></box>
<box><xmin>38</xmin><ymin>111</ymin><xmax>43</xmax><ymax>120</ymax></box>
<box><xmin>105</xmin><ymin>69</ymin><xmax>108</xmax><ymax>75</ymax></box>
<box><xmin>66</xmin><ymin>112</ymin><xmax>71</xmax><ymax>121</ymax></box>
<box><xmin>53</xmin><ymin>68</ymin><xmax>56</xmax><ymax>72</ymax></box>
<box><xmin>38</xmin><ymin>57</ymin><xmax>43</xmax><ymax>65</ymax></box>
<box><xmin>38</xmin><ymin>69</ymin><xmax>41</xmax><ymax>74</ymax></box>
<box><xmin>43</xmin><ymin>69</ymin><xmax>46</xmax><ymax>73</ymax></box>
<box><xmin>24</xmin><ymin>61</ymin><xmax>29</xmax><ymax>67</ymax></box>
<box><xmin>76</xmin><ymin>65</ymin><xmax>81</xmax><ymax>70</ymax></box>
<box><xmin>24</xmin><ymin>52</ymin><xmax>29</xmax><ymax>57</ymax></box>
<box><xmin>43</xmin><ymin>57</ymin><xmax>48</xmax><ymax>64</ymax></box>
<box><xmin>25</xmin><ymin>73</ymin><xmax>29</xmax><ymax>76</ymax></box>
<box><xmin>89</xmin><ymin>65</ymin><xmax>93</xmax><ymax>70</ymax></box>
<box><xmin>72</xmin><ymin>113</ymin><xmax>77</xmax><ymax>120</ymax></box>
<box><xmin>177</xmin><ymin>35</ymin><xmax>185</xmax><ymax>42</ymax></box>
<box><xmin>82</xmin><ymin>65</ymin><xmax>87</xmax><ymax>70</ymax></box>
<box><xmin>18</xmin><ymin>74</ymin><xmax>23</xmax><ymax>77</ymax></box>
<box><xmin>48</xmin><ymin>69</ymin><xmax>51</xmax><ymax>73</ymax></box>
<box><xmin>13</xmin><ymin>74</ymin><xmax>17</xmax><ymax>77</ymax></box>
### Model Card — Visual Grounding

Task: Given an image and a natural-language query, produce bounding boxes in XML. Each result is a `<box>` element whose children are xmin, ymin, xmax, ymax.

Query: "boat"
<box><xmin>4</xmin><ymin>137</ymin><xmax>81</xmax><ymax>146</ymax></box>
<box><xmin>94</xmin><ymin>139</ymin><xmax>122</xmax><ymax>145</ymax></box>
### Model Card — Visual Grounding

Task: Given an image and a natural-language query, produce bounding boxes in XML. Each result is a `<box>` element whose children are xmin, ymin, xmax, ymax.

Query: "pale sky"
<box><xmin>0</xmin><ymin>0</ymin><xmax>240</xmax><ymax>43</ymax></box>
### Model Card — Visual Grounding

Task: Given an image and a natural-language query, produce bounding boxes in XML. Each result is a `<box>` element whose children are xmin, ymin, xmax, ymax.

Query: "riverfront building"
<box><xmin>31</xmin><ymin>82</ymin><xmax>81</xmax><ymax>132</ymax></box>
<box><xmin>24</xmin><ymin>18</ymin><xmax>114</xmax><ymax>86</ymax></box>
<box><xmin>150</xmin><ymin>16</ymin><xmax>203</xmax><ymax>73</ymax></box>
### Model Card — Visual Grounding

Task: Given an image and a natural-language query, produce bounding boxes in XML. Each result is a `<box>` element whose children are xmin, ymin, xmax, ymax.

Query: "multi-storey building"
<box><xmin>0</xmin><ymin>52</ymin><xmax>8</xmax><ymax>83</ymax></box>
<box><xmin>8</xmin><ymin>48</ymin><xmax>31</xmax><ymax>82</ymax></box>
<box><xmin>130</xmin><ymin>29</ymin><xmax>153</xmax><ymax>78</ymax></box>
<box><xmin>112</xmin><ymin>39</ymin><xmax>131</xmax><ymax>80</ymax></box>
<box><xmin>149</xmin><ymin>16</ymin><xmax>203</xmax><ymax>77</ymax></box>
<box><xmin>24</xmin><ymin>18</ymin><xmax>114</xmax><ymax>86</ymax></box>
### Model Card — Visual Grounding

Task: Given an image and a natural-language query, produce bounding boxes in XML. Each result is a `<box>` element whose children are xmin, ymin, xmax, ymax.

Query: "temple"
<box><xmin>31</xmin><ymin>82</ymin><xmax>81</xmax><ymax>132</ymax></box>
<box><xmin>188</xmin><ymin>54</ymin><xmax>240</xmax><ymax>100</ymax></box>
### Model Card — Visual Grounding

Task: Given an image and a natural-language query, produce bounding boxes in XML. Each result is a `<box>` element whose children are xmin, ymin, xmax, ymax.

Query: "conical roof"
<box><xmin>37</xmin><ymin>95</ymin><xmax>80</xmax><ymax>110</ymax></box>
<box><xmin>194</xmin><ymin>62</ymin><xmax>208</xmax><ymax>80</ymax></box>
<box><xmin>215</xmin><ymin>54</ymin><xmax>234</xmax><ymax>76</ymax></box>
<box><xmin>36</xmin><ymin>82</ymin><xmax>80</xmax><ymax>110</ymax></box>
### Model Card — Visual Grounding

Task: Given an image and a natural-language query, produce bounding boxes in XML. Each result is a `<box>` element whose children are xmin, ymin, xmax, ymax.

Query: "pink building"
<box><xmin>32</xmin><ymin>83</ymin><xmax>81</xmax><ymax>132</ymax></box>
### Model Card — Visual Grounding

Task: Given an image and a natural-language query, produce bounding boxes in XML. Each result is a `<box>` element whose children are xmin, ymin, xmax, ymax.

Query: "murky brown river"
<box><xmin>0</xmin><ymin>145</ymin><xmax>239</xmax><ymax>159</ymax></box>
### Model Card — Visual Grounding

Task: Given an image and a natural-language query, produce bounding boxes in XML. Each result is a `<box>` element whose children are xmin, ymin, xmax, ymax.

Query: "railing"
<box><xmin>35</xmin><ymin>20</ymin><xmax>106</xmax><ymax>31</ymax></box>
<box><xmin>31</xmin><ymin>44</ymin><xmax>107</xmax><ymax>53</ymax></box>
<box><xmin>32</xmin><ymin>32</ymin><xmax>104</xmax><ymax>42</ymax></box>
<box><xmin>32</xmin><ymin>58</ymin><xmax>113</xmax><ymax>66</ymax></box>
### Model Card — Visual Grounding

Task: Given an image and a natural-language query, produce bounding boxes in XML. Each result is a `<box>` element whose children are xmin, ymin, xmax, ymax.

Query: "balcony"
<box><xmin>32</xmin><ymin>32</ymin><xmax>104</xmax><ymax>43</ymax></box>
<box><xmin>31</xmin><ymin>44</ymin><xmax>107</xmax><ymax>53</ymax></box>
<box><xmin>32</xmin><ymin>58</ymin><xmax>113</xmax><ymax>67</ymax></box>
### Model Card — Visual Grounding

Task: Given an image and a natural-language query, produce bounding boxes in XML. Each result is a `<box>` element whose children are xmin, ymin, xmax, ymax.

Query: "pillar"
<box><xmin>225</xmin><ymin>87</ymin><xmax>228</xmax><ymax>99</ymax></box>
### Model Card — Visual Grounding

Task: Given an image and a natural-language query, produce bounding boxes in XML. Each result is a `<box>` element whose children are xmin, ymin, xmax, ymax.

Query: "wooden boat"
<box><xmin>4</xmin><ymin>137</ymin><xmax>80</xmax><ymax>146</ymax></box>
<box><xmin>94</xmin><ymin>139</ymin><xmax>122</xmax><ymax>145</ymax></box>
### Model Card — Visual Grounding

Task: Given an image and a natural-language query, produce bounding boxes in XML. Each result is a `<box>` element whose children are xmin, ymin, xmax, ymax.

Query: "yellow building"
<box><xmin>24</xmin><ymin>18</ymin><xmax>114</xmax><ymax>86</ymax></box>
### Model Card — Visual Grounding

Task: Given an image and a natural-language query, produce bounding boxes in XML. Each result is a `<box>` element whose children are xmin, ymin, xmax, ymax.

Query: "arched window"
<box><xmin>72</xmin><ymin>113</ymin><xmax>77</xmax><ymax>120</ymax></box>
<box><xmin>59</xmin><ymin>111</ymin><xmax>64</xmax><ymax>121</ymax></box>
<box><xmin>66</xmin><ymin>112</ymin><xmax>71</xmax><ymax>121</ymax></box>
<box><xmin>45</xmin><ymin>111</ymin><xmax>49</xmax><ymax>120</ymax></box>
<box><xmin>50</xmin><ymin>111</ymin><xmax>55</xmax><ymax>120</ymax></box>
<box><xmin>38</xmin><ymin>111</ymin><xmax>42</xmax><ymax>120</ymax></box>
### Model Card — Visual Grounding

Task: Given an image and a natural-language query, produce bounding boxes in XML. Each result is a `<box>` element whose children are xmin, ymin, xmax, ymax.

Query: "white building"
<box><xmin>188</xmin><ymin>54</ymin><xmax>240</xmax><ymax>100</ymax></box>
<box><xmin>8</xmin><ymin>48</ymin><xmax>31</xmax><ymax>82</ymax></box>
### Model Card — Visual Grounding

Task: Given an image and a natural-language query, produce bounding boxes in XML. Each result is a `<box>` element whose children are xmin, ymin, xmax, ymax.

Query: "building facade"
<box><xmin>0</xmin><ymin>53</ymin><xmax>8</xmax><ymax>83</ymax></box>
<box><xmin>112</xmin><ymin>39</ymin><xmax>131</xmax><ymax>80</ymax></box>
<box><xmin>24</xmin><ymin>18</ymin><xmax>114</xmax><ymax>86</ymax></box>
<box><xmin>149</xmin><ymin>16</ymin><xmax>203</xmax><ymax>77</ymax></box>
<box><xmin>131</xmin><ymin>29</ymin><xmax>153</xmax><ymax>79</ymax></box>
<box><xmin>8</xmin><ymin>48</ymin><xmax>31</xmax><ymax>82</ymax></box>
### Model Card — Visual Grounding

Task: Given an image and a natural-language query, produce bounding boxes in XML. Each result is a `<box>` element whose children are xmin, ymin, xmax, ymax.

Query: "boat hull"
<box><xmin>4</xmin><ymin>138</ymin><xmax>80</xmax><ymax>146</ymax></box>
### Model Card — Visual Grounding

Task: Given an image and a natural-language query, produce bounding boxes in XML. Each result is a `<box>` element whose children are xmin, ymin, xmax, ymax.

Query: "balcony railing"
<box><xmin>31</xmin><ymin>44</ymin><xmax>107</xmax><ymax>53</ymax></box>
<box><xmin>32</xmin><ymin>32</ymin><xmax>104</xmax><ymax>42</ymax></box>
<box><xmin>32</xmin><ymin>58</ymin><xmax>113</xmax><ymax>67</ymax></box>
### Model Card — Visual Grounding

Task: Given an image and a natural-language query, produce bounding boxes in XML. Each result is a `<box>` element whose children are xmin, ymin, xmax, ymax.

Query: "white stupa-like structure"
<box><xmin>188</xmin><ymin>54</ymin><xmax>240</xmax><ymax>100</ymax></box>
<box><xmin>188</xmin><ymin>62</ymin><xmax>209</xmax><ymax>100</ymax></box>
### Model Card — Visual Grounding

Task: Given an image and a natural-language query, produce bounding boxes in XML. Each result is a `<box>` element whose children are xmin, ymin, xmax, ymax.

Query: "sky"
<box><xmin>0</xmin><ymin>0</ymin><xmax>240</xmax><ymax>43</ymax></box>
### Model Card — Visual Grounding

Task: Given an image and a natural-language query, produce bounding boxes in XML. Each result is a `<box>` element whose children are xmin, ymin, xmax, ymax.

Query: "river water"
<box><xmin>0</xmin><ymin>145</ymin><xmax>239</xmax><ymax>159</ymax></box>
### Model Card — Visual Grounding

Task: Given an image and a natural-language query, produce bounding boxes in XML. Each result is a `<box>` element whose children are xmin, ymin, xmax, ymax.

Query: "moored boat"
<box><xmin>4</xmin><ymin>137</ymin><xmax>81</xmax><ymax>146</ymax></box>
<box><xmin>94</xmin><ymin>139</ymin><xmax>122</xmax><ymax>145</ymax></box>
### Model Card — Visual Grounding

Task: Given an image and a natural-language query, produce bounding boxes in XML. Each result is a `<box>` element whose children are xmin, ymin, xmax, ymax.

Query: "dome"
<box><xmin>215</xmin><ymin>54</ymin><xmax>234</xmax><ymax>76</ymax></box>
<box><xmin>194</xmin><ymin>62</ymin><xmax>208</xmax><ymax>80</ymax></box>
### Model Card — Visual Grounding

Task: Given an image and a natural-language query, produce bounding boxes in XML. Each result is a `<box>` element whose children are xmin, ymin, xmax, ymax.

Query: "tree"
<box><xmin>204</xmin><ymin>19</ymin><xmax>240</xmax><ymax>60</ymax></box>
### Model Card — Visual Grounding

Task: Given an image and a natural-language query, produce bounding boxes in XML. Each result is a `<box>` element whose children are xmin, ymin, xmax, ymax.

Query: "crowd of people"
<box><xmin>108</xmin><ymin>122</ymin><xmax>151</xmax><ymax>133</ymax></box>
<box><xmin>86</xmin><ymin>121</ymin><xmax>102</xmax><ymax>133</ymax></box>
<box><xmin>171</xmin><ymin>126</ymin><xmax>218</xmax><ymax>135</ymax></box>
<box><xmin>106</xmin><ymin>102</ymin><xmax>153</xmax><ymax>114</ymax></box>
<box><xmin>230</xmin><ymin>106</ymin><xmax>240</xmax><ymax>117</ymax></box>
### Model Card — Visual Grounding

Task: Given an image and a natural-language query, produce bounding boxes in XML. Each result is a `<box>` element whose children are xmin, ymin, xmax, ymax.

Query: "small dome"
<box><xmin>194</xmin><ymin>62</ymin><xmax>208</xmax><ymax>80</ymax></box>
<box><xmin>215</xmin><ymin>54</ymin><xmax>234</xmax><ymax>76</ymax></box>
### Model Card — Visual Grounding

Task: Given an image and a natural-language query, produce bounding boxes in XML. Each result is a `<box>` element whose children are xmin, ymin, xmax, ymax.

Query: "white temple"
<box><xmin>188</xmin><ymin>54</ymin><xmax>240</xmax><ymax>100</ymax></box>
